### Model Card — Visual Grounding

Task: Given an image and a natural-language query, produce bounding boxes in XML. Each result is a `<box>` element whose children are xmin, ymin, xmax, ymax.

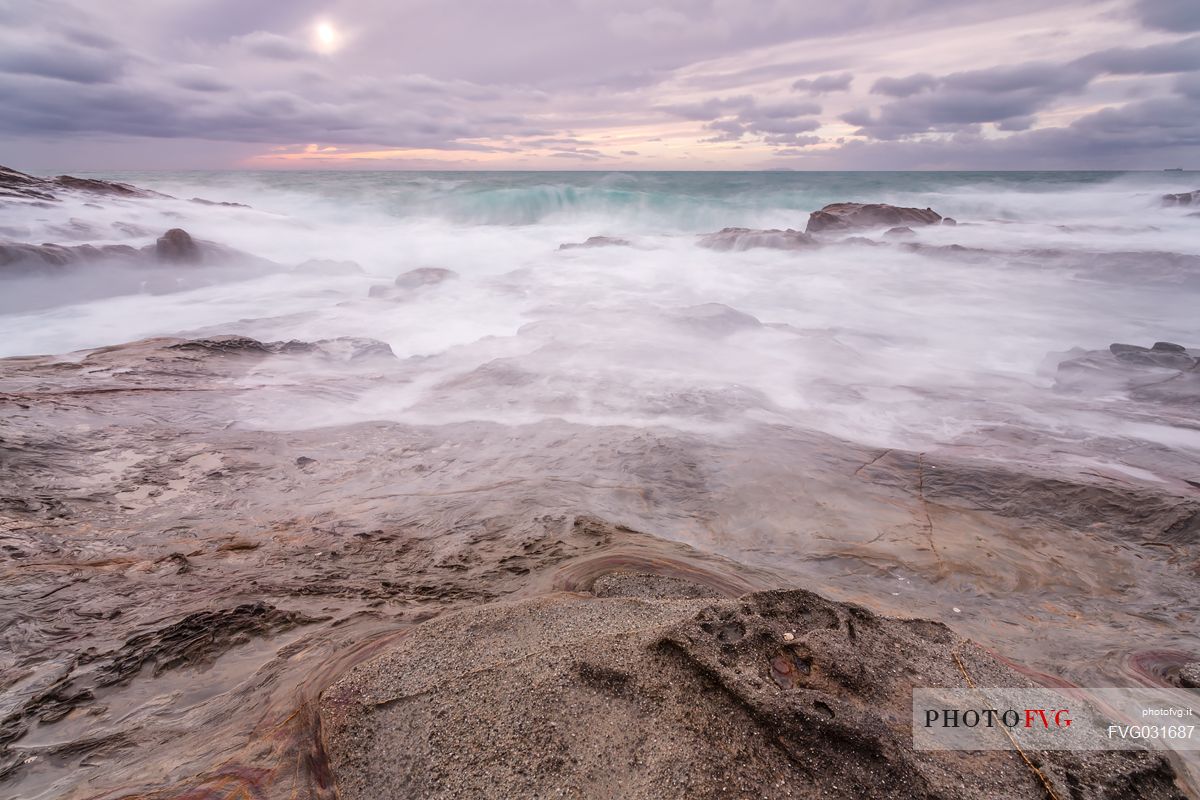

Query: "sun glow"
<box><xmin>313</xmin><ymin>20</ymin><xmax>341</xmax><ymax>54</ymax></box>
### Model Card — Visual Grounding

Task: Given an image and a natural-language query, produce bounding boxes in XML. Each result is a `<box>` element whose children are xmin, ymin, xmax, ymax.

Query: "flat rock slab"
<box><xmin>320</xmin><ymin>579</ymin><xmax>1182</xmax><ymax>800</ymax></box>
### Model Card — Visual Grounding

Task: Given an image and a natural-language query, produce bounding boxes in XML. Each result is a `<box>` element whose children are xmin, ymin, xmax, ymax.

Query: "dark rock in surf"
<box><xmin>885</xmin><ymin>226</ymin><xmax>915</xmax><ymax>237</ymax></box>
<box><xmin>395</xmin><ymin>267</ymin><xmax>457</xmax><ymax>289</ymax></box>
<box><xmin>1109</xmin><ymin>342</ymin><xmax>1196</xmax><ymax>370</ymax></box>
<box><xmin>559</xmin><ymin>236</ymin><xmax>631</xmax><ymax>250</ymax></box>
<box><xmin>806</xmin><ymin>203</ymin><xmax>942</xmax><ymax>234</ymax></box>
<box><xmin>1162</xmin><ymin>190</ymin><xmax>1198</xmax><ymax>206</ymax></box>
<box><xmin>0</xmin><ymin>241</ymin><xmax>143</xmax><ymax>274</ymax></box>
<box><xmin>698</xmin><ymin>227</ymin><xmax>815</xmax><ymax>251</ymax></box>
<box><xmin>52</xmin><ymin>175</ymin><xmax>151</xmax><ymax>198</ymax></box>
<box><xmin>1054</xmin><ymin>342</ymin><xmax>1199</xmax><ymax>403</ymax></box>
<box><xmin>942</xmin><ymin>217</ymin><xmax>958</xmax><ymax>226</ymax></box>
<box><xmin>1</xmin><ymin>163</ymin><xmax>163</xmax><ymax>204</ymax></box>
<box><xmin>190</xmin><ymin>197</ymin><xmax>251</xmax><ymax>208</ymax></box>
<box><xmin>155</xmin><ymin>228</ymin><xmax>202</xmax><ymax>264</ymax></box>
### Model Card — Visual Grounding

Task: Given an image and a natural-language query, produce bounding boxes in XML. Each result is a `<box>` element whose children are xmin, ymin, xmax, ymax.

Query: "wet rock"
<box><xmin>395</xmin><ymin>267</ymin><xmax>457</xmax><ymax>289</ymax></box>
<box><xmin>1109</xmin><ymin>342</ymin><xmax>1196</xmax><ymax>370</ymax></box>
<box><xmin>558</xmin><ymin>235</ymin><xmax>631</xmax><ymax>250</ymax></box>
<box><xmin>322</xmin><ymin>582</ymin><xmax>1183</xmax><ymax>800</ymax></box>
<box><xmin>1179</xmin><ymin>662</ymin><xmax>1200</xmax><ymax>688</ymax></box>
<box><xmin>52</xmin><ymin>175</ymin><xmax>151</xmax><ymax>198</ymax></box>
<box><xmin>1056</xmin><ymin>343</ymin><xmax>1200</xmax><ymax>404</ymax></box>
<box><xmin>885</xmin><ymin>226</ymin><xmax>915</xmax><ymax>237</ymax></box>
<box><xmin>673</xmin><ymin>303</ymin><xmax>762</xmax><ymax>336</ymax></box>
<box><xmin>942</xmin><ymin>217</ymin><xmax>958</xmax><ymax>226</ymax></box>
<box><xmin>697</xmin><ymin>227</ymin><xmax>815</xmax><ymax>251</ymax></box>
<box><xmin>155</xmin><ymin>228</ymin><xmax>201</xmax><ymax>264</ymax></box>
<box><xmin>1162</xmin><ymin>190</ymin><xmax>1198</xmax><ymax>206</ymax></box>
<box><xmin>0</xmin><ymin>241</ymin><xmax>144</xmax><ymax>274</ymax></box>
<box><xmin>190</xmin><ymin>197</ymin><xmax>250</xmax><ymax>208</ymax></box>
<box><xmin>95</xmin><ymin>602</ymin><xmax>323</xmax><ymax>686</ymax></box>
<box><xmin>806</xmin><ymin>203</ymin><xmax>942</xmax><ymax>234</ymax></box>
<box><xmin>0</xmin><ymin>164</ymin><xmax>57</xmax><ymax>202</ymax></box>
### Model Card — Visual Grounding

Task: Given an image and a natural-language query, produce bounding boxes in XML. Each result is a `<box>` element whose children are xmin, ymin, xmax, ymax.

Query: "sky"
<box><xmin>1</xmin><ymin>0</ymin><xmax>1199</xmax><ymax>170</ymax></box>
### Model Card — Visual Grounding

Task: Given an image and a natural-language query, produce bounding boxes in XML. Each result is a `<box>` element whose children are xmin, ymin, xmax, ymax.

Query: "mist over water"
<box><xmin>2</xmin><ymin>170</ymin><xmax>1199</xmax><ymax>464</ymax></box>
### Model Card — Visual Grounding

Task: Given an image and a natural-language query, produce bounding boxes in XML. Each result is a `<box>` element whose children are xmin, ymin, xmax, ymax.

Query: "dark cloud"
<box><xmin>870</xmin><ymin>73</ymin><xmax>937</xmax><ymax>97</ymax></box>
<box><xmin>0</xmin><ymin>0</ymin><xmax>1198</xmax><ymax>169</ymax></box>
<box><xmin>996</xmin><ymin>115</ymin><xmax>1036</xmax><ymax>131</ymax></box>
<box><xmin>1078</xmin><ymin>35</ymin><xmax>1200</xmax><ymax>74</ymax></box>
<box><xmin>1134</xmin><ymin>0</ymin><xmax>1200</xmax><ymax>32</ymax></box>
<box><xmin>791</xmin><ymin>72</ymin><xmax>853</xmax><ymax>94</ymax></box>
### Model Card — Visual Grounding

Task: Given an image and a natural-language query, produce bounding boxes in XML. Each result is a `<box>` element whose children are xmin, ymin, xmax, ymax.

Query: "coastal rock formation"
<box><xmin>395</xmin><ymin>266</ymin><xmax>457</xmax><ymax>289</ymax></box>
<box><xmin>1054</xmin><ymin>341</ymin><xmax>1199</xmax><ymax>404</ymax></box>
<box><xmin>559</xmin><ymin>235</ymin><xmax>631</xmax><ymax>250</ymax></box>
<box><xmin>1162</xmin><ymin>191</ymin><xmax>1198</xmax><ymax>206</ymax></box>
<box><xmin>806</xmin><ymin>203</ymin><xmax>942</xmax><ymax>234</ymax></box>
<box><xmin>370</xmin><ymin>267</ymin><xmax>458</xmax><ymax>299</ymax></box>
<box><xmin>0</xmin><ymin>228</ymin><xmax>271</xmax><ymax>276</ymax></box>
<box><xmin>0</xmin><ymin>242</ymin><xmax>142</xmax><ymax>273</ymax></box>
<box><xmin>0</xmin><ymin>164</ymin><xmax>156</xmax><ymax>204</ymax></box>
<box><xmin>321</xmin><ymin>578</ymin><xmax>1183</xmax><ymax>800</ymax></box>
<box><xmin>698</xmin><ymin>227</ymin><xmax>815</xmax><ymax>251</ymax></box>
<box><xmin>155</xmin><ymin>228</ymin><xmax>201</xmax><ymax>263</ymax></box>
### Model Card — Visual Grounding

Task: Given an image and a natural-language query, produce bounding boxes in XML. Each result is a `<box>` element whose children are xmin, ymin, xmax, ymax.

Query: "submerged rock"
<box><xmin>1054</xmin><ymin>342</ymin><xmax>1199</xmax><ymax>404</ymax></box>
<box><xmin>395</xmin><ymin>267</ymin><xmax>457</xmax><ymax>289</ymax></box>
<box><xmin>370</xmin><ymin>267</ymin><xmax>458</xmax><ymax>299</ymax></box>
<box><xmin>885</xmin><ymin>226</ymin><xmax>915</xmax><ymax>237</ymax></box>
<box><xmin>698</xmin><ymin>227</ymin><xmax>815</xmax><ymax>251</ymax></box>
<box><xmin>559</xmin><ymin>235</ymin><xmax>631</xmax><ymax>250</ymax></box>
<box><xmin>1162</xmin><ymin>190</ymin><xmax>1198</xmax><ymax>206</ymax></box>
<box><xmin>0</xmin><ymin>241</ymin><xmax>142</xmax><ymax>274</ymax></box>
<box><xmin>806</xmin><ymin>203</ymin><xmax>942</xmax><ymax>234</ymax></box>
<box><xmin>322</xmin><ymin>579</ymin><xmax>1183</xmax><ymax>800</ymax></box>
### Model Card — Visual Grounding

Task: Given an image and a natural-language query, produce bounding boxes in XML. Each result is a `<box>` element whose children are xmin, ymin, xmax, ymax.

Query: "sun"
<box><xmin>313</xmin><ymin>20</ymin><xmax>341</xmax><ymax>53</ymax></box>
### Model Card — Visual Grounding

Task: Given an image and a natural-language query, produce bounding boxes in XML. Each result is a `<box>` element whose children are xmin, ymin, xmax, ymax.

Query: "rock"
<box><xmin>942</xmin><ymin>217</ymin><xmax>958</xmax><ymax>226</ymax></box>
<box><xmin>1109</xmin><ymin>342</ymin><xmax>1196</xmax><ymax>370</ymax></box>
<box><xmin>0</xmin><ymin>164</ymin><xmax>57</xmax><ymax>202</ymax></box>
<box><xmin>190</xmin><ymin>197</ymin><xmax>250</xmax><ymax>208</ymax></box>
<box><xmin>673</xmin><ymin>303</ymin><xmax>762</xmax><ymax>336</ymax></box>
<box><xmin>155</xmin><ymin>228</ymin><xmax>201</xmax><ymax>264</ymax></box>
<box><xmin>885</xmin><ymin>226</ymin><xmax>915</xmax><ymax>237</ymax></box>
<box><xmin>52</xmin><ymin>175</ymin><xmax>150</xmax><ymax>198</ymax></box>
<box><xmin>697</xmin><ymin>227</ymin><xmax>816</xmax><ymax>251</ymax></box>
<box><xmin>1</xmin><ymin>163</ymin><xmax>163</xmax><ymax>204</ymax></box>
<box><xmin>1152</xmin><ymin>341</ymin><xmax>1187</xmax><ymax>352</ymax></box>
<box><xmin>1179</xmin><ymin>662</ymin><xmax>1200</xmax><ymax>689</ymax></box>
<box><xmin>321</xmin><ymin>581</ymin><xmax>1184</xmax><ymax>800</ymax></box>
<box><xmin>0</xmin><ymin>241</ymin><xmax>143</xmax><ymax>274</ymax></box>
<box><xmin>558</xmin><ymin>236</ymin><xmax>631</xmax><ymax>250</ymax></box>
<box><xmin>1161</xmin><ymin>191</ymin><xmax>1198</xmax><ymax>206</ymax></box>
<box><xmin>395</xmin><ymin>267</ymin><xmax>457</xmax><ymax>289</ymax></box>
<box><xmin>806</xmin><ymin>203</ymin><xmax>942</xmax><ymax>234</ymax></box>
<box><xmin>1054</xmin><ymin>343</ymin><xmax>1199</xmax><ymax>403</ymax></box>
<box><xmin>367</xmin><ymin>284</ymin><xmax>393</xmax><ymax>299</ymax></box>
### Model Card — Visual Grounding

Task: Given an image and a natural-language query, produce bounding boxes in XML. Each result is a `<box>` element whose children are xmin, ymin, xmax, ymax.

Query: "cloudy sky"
<box><xmin>2</xmin><ymin>0</ymin><xmax>1199</xmax><ymax>170</ymax></box>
